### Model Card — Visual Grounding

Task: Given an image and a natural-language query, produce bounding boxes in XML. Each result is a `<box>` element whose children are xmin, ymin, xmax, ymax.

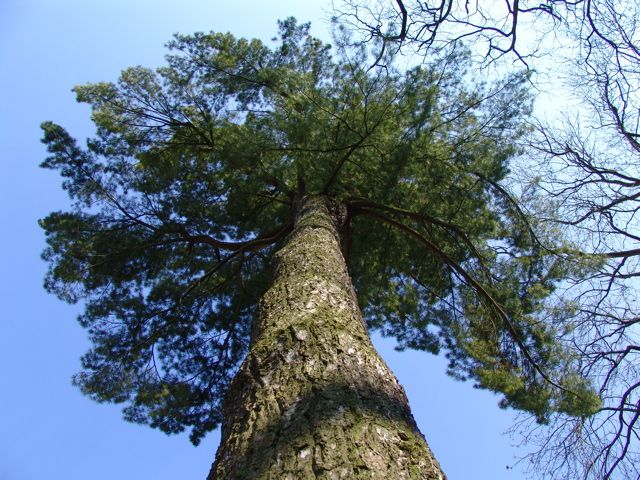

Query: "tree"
<box><xmin>334</xmin><ymin>0</ymin><xmax>635</xmax><ymax>68</ymax></box>
<box><xmin>40</xmin><ymin>19</ymin><xmax>599</xmax><ymax>478</ymax></box>
<box><xmin>510</xmin><ymin>4</ymin><xmax>640</xmax><ymax>477</ymax></box>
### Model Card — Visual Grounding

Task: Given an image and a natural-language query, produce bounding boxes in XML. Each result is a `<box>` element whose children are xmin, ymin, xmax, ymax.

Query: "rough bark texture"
<box><xmin>208</xmin><ymin>196</ymin><xmax>446</xmax><ymax>479</ymax></box>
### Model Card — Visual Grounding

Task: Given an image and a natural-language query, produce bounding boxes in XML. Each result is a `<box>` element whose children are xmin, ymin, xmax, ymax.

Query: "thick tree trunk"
<box><xmin>208</xmin><ymin>196</ymin><xmax>445</xmax><ymax>479</ymax></box>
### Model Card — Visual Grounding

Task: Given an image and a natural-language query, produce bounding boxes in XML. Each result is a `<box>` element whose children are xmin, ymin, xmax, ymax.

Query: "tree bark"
<box><xmin>208</xmin><ymin>196</ymin><xmax>445</xmax><ymax>479</ymax></box>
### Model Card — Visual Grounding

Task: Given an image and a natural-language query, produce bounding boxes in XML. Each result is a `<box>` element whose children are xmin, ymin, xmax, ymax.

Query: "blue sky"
<box><xmin>1</xmin><ymin>1</ymin><xmax>531</xmax><ymax>478</ymax></box>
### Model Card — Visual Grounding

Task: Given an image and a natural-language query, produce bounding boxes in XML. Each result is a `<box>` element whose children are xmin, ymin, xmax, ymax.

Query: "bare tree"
<box><xmin>486</xmin><ymin>2</ymin><xmax>639</xmax><ymax>478</ymax></box>
<box><xmin>335</xmin><ymin>0</ymin><xmax>637</xmax><ymax>68</ymax></box>
<box><xmin>515</xmin><ymin>54</ymin><xmax>640</xmax><ymax>480</ymax></box>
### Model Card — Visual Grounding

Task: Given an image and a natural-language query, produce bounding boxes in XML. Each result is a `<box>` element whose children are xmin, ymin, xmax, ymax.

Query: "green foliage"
<box><xmin>40</xmin><ymin>18</ymin><xmax>599</xmax><ymax>444</ymax></box>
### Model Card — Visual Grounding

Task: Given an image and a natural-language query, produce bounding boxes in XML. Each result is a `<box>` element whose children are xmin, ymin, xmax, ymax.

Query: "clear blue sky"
<box><xmin>0</xmin><ymin>1</ymin><xmax>531</xmax><ymax>478</ymax></box>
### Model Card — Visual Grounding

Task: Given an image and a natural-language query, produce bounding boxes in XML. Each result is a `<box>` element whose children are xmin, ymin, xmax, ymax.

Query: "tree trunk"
<box><xmin>208</xmin><ymin>196</ymin><xmax>446</xmax><ymax>479</ymax></box>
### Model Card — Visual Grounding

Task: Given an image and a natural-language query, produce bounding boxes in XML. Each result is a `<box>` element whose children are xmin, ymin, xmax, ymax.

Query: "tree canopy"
<box><xmin>40</xmin><ymin>19</ymin><xmax>599</xmax><ymax>446</ymax></box>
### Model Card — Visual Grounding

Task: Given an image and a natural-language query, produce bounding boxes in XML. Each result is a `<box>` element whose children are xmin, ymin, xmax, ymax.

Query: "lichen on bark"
<box><xmin>208</xmin><ymin>196</ymin><xmax>445</xmax><ymax>479</ymax></box>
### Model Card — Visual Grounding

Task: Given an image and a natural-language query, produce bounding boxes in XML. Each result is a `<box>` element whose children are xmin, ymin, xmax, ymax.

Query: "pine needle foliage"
<box><xmin>40</xmin><ymin>19</ymin><xmax>599</xmax><ymax>445</ymax></box>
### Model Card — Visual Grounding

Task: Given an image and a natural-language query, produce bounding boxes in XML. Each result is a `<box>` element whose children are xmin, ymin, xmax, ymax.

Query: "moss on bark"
<box><xmin>208</xmin><ymin>196</ymin><xmax>445</xmax><ymax>479</ymax></box>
